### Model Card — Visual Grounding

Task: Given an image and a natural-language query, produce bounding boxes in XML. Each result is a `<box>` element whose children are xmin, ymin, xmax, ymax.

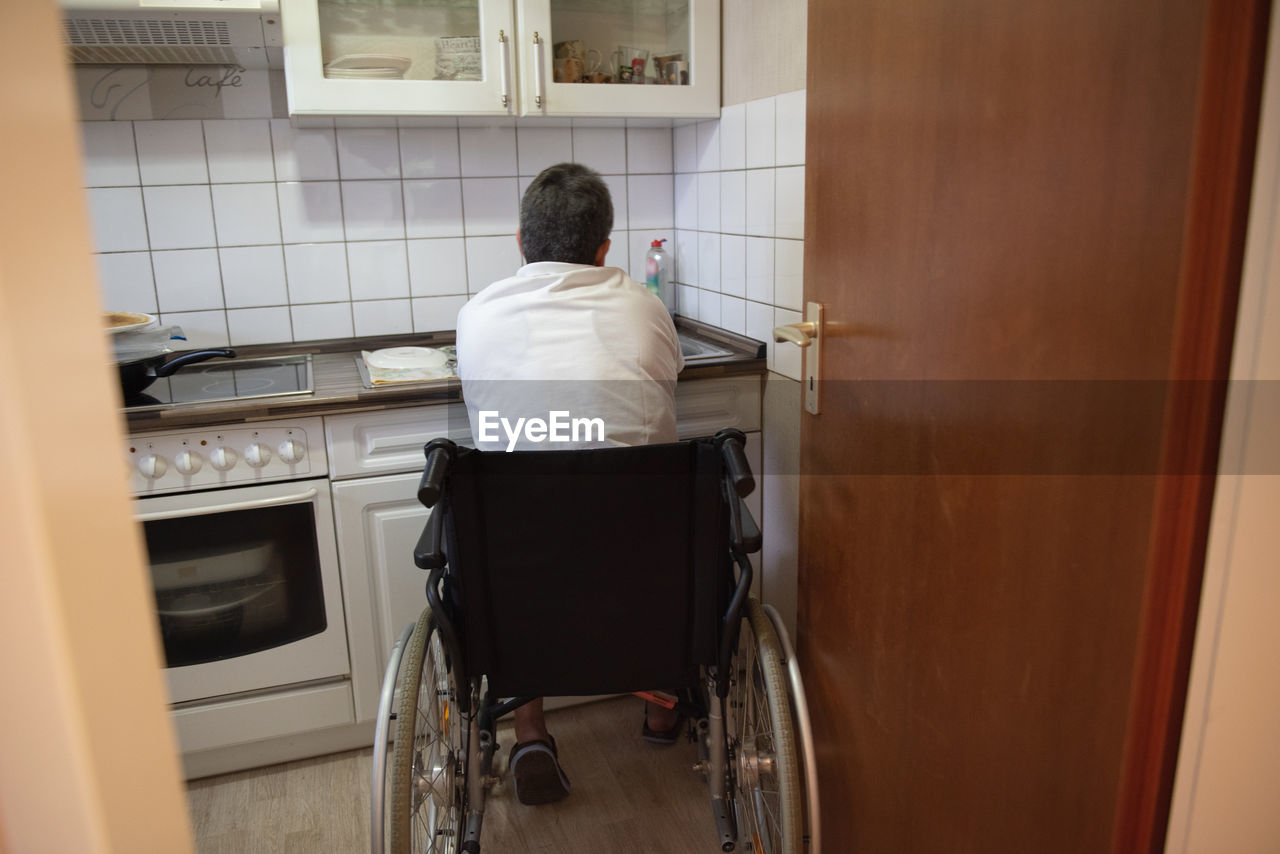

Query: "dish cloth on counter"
<box><xmin>360</xmin><ymin>346</ymin><xmax>457</xmax><ymax>384</ymax></box>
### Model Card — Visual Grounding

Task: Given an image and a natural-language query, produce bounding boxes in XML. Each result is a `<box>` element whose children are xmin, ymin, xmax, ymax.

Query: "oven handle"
<box><xmin>135</xmin><ymin>488</ymin><xmax>319</xmax><ymax>522</ymax></box>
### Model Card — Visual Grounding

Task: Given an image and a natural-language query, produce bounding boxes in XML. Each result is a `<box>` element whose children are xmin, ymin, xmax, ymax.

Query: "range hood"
<box><xmin>59</xmin><ymin>0</ymin><xmax>281</xmax><ymax>67</ymax></box>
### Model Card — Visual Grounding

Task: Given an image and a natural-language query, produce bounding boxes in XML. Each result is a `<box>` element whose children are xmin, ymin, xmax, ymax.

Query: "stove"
<box><xmin>125</xmin><ymin>353</ymin><xmax>314</xmax><ymax>411</ymax></box>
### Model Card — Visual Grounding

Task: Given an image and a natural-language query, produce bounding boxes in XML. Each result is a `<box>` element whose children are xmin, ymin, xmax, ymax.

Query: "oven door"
<box><xmin>134</xmin><ymin>478</ymin><xmax>350</xmax><ymax>705</ymax></box>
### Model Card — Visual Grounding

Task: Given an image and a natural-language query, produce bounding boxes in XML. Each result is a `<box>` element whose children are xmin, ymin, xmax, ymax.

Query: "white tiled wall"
<box><xmin>83</xmin><ymin>119</ymin><xmax>674</xmax><ymax>348</ymax></box>
<box><xmin>671</xmin><ymin>89</ymin><xmax>806</xmax><ymax>381</ymax></box>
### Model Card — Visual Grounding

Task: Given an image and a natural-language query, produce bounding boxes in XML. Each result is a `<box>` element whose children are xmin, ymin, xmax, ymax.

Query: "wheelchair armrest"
<box><xmin>413</xmin><ymin>510</ymin><xmax>446</xmax><ymax>570</ymax></box>
<box><xmin>728</xmin><ymin>493</ymin><xmax>762</xmax><ymax>554</ymax></box>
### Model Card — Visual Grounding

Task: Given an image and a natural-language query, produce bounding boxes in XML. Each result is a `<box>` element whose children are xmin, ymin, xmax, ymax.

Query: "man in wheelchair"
<box><xmin>454</xmin><ymin>162</ymin><xmax>686</xmax><ymax>805</ymax></box>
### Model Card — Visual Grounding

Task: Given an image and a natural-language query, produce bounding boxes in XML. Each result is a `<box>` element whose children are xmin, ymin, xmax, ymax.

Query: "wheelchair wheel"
<box><xmin>727</xmin><ymin>598</ymin><xmax>803</xmax><ymax>854</ymax></box>
<box><xmin>389</xmin><ymin>608</ymin><xmax>465</xmax><ymax>854</ymax></box>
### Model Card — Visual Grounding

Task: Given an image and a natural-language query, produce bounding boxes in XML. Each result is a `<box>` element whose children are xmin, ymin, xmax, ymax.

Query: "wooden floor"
<box><xmin>186</xmin><ymin>695</ymin><xmax>719</xmax><ymax>853</ymax></box>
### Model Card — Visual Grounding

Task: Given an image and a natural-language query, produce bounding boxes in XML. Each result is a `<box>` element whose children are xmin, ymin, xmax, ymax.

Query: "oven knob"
<box><xmin>173</xmin><ymin>450</ymin><xmax>203</xmax><ymax>475</ymax></box>
<box><xmin>210</xmin><ymin>447</ymin><xmax>238</xmax><ymax>471</ymax></box>
<box><xmin>137</xmin><ymin>454</ymin><xmax>167</xmax><ymax>479</ymax></box>
<box><xmin>244</xmin><ymin>442</ymin><xmax>272</xmax><ymax>468</ymax></box>
<box><xmin>278</xmin><ymin>439</ymin><xmax>306</xmax><ymax>464</ymax></box>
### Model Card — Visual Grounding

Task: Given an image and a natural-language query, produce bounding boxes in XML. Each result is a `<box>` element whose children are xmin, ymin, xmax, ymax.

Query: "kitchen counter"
<box><xmin>124</xmin><ymin>318</ymin><xmax>766</xmax><ymax>433</ymax></box>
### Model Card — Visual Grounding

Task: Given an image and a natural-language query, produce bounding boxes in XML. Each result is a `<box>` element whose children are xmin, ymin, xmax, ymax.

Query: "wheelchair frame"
<box><xmin>371</xmin><ymin>430</ymin><xmax>819</xmax><ymax>854</ymax></box>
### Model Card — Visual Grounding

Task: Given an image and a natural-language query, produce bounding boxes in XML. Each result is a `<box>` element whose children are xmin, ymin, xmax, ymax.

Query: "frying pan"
<box><xmin>118</xmin><ymin>348</ymin><xmax>235</xmax><ymax>398</ymax></box>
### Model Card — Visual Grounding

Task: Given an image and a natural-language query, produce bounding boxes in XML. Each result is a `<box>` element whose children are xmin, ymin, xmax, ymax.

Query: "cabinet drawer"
<box><xmin>325</xmin><ymin>404</ymin><xmax>472</xmax><ymax>479</ymax></box>
<box><xmin>674</xmin><ymin>376</ymin><xmax>762</xmax><ymax>439</ymax></box>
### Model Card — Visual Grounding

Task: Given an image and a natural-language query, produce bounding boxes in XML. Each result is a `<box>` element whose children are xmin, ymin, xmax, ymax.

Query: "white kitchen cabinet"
<box><xmin>281</xmin><ymin>0</ymin><xmax>718</xmax><ymax>119</ymax></box>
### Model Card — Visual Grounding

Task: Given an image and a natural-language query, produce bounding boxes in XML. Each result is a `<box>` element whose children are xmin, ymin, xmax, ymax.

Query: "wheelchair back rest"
<box><xmin>440</xmin><ymin>439</ymin><xmax>733</xmax><ymax>698</ymax></box>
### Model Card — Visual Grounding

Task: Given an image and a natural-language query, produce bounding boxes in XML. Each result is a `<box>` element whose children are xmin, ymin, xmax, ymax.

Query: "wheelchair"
<box><xmin>370</xmin><ymin>429</ymin><xmax>819</xmax><ymax>853</ymax></box>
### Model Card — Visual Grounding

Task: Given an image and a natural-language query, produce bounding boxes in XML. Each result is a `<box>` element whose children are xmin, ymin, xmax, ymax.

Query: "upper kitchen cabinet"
<box><xmin>281</xmin><ymin>0</ymin><xmax>719</xmax><ymax>120</ymax></box>
<box><xmin>516</xmin><ymin>0</ymin><xmax>718</xmax><ymax>119</ymax></box>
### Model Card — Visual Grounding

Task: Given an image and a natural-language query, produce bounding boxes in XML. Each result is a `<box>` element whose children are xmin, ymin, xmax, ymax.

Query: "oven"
<box><xmin>124</xmin><ymin>355</ymin><xmax>358</xmax><ymax>768</ymax></box>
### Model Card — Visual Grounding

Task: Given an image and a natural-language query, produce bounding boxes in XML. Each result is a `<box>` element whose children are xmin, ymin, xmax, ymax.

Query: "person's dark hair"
<box><xmin>519</xmin><ymin>162</ymin><xmax>613</xmax><ymax>265</ymax></box>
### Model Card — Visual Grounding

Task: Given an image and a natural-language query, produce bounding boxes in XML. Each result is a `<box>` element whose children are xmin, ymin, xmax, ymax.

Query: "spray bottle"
<box><xmin>645</xmin><ymin>238</ymin><xmax>675</xmax><ymax>315</ymax></box>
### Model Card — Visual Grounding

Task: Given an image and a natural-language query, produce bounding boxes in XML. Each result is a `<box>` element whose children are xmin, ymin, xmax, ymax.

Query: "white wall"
<box><xmin>1166</xmin><ymin>7</ymin><xmax>1280</xmax><ymax>850</ymax></box>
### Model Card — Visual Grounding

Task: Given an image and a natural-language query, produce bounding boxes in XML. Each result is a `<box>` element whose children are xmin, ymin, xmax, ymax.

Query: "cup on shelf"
<box><xmin>610</xmin><ymin>46</ymin><xmax>650</xmax><ymax>83</ymax></box>
<box><xmin>553</xmin><ymin>40</ymin><xmax>601</xmax><ymax>83</ymax></box>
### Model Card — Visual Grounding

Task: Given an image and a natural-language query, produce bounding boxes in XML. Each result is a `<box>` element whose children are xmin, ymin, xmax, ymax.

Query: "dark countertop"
<box><xmin>123</xmin><ymin>318</ymin><xmax>766</xmax><ymax>433</ymax></box>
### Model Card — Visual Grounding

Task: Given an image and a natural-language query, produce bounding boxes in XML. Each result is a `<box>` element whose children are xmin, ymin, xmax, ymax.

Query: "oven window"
<box><xmin>144</xmin><ymin>502</ymin><xmax>327</xmax><ymax>668</ymax></box>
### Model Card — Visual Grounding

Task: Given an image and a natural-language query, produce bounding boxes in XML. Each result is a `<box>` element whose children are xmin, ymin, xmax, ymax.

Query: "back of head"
<box><xmin>519</xmin><ymin>162</ymin><xmax>614</xmax><ymax>265</ymax></box>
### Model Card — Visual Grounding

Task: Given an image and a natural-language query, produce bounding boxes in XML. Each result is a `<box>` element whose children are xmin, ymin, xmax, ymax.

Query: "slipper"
<box><xmin>508</xmin><ymin>736</ymin><xmax>571</xmax><ymax>805</ymax></box>
<box><xmin>642</xmin><ymin>711</ymin><xmax>684</xmax><ymax>746</ymax></box>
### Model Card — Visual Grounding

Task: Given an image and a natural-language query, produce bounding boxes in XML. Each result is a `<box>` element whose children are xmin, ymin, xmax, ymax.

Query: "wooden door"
<box><xmin>796</xmin><ymin>2</ymin><xmax>1270</xmax><ymax>852</ymax></box>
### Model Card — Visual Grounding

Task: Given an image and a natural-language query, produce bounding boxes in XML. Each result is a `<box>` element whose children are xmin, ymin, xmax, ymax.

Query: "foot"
<box><xmin>643</xmin><ymin>702</ymin><xmax>682</xmax><ymax>745</ymax></box>
<box><xmin>508</xmin><ymin>736</ymin><xmax>571</xmax><ymax>805</ymax></box>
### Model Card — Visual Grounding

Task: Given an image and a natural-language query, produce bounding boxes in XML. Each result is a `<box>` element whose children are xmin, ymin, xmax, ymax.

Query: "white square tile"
<box><xmin>719</xmin><ymin>104</ymin><xmax>746</xmax><ymax>171</ymax></box>
<box><xmin>462</xmin><ymin>178</ymin><xmax>519</xmax><ymax>236</ymax></box>
<box><xmin>775</xmin><ymin>166</ymin><xmax>805</xmax><ymax>239</ymax></box>
<box><xmin>698</xmin><ymin>289</ymin><xmax>722</xmax><ymax>326</ymax></box>
<box><xmin>336</xmin><ymin>128</ymin><xmax>401</xmax><ymax>179</ymax></box>
<box><xmin>626</xmin><ymin>127</ymin><xmax>673</xmax><ymax>174</ymax></box>
<box><xmin>721</xmin><ymin>295</ymin><xmax>747</xmax><ymax>335</ymax></box>
<box><xmin>698</xmin><ymin>232</ymin><xmax>721</xmax><ymax>291</ymax></box>
<box><xmin>95</xmin><ymin>252</ymin><xmax>155</xmax><ymax>312</ymax></box>
<box><xmin>572</xmin><ymin>127</ymin><xmax>627</xmax><ymax>174</ymax></box>
<box><xmin>745</xmin><ymin>301</ymin><xmax>774</xmax><ymax>367</ymax></box>
<box><xmin>204</xmin><ymin>120</ymin><xmax>275</xmax><ymax>183</ymax></box>
<box><xmin>775</xmin><ymin>90</ymin><xmax>806</xmax><ymax>166</ymax></box>
<box><xmin>408</xmin><ymin>238</ymin><xmax>468</xmax><ymax>296</ymax></box>
<box><xmin>746</xmin><ymin>237</ymin><xmax>775</xmax><ymax>303</ymax></box>
<box><xmin>745</xmin><ymin>98</ymin><xmax>776</xmax><ymax>169</ymax></box>
<box><xmin>341</xmin><ymin>180</ymin><xmax>405</xmax><ymax>241</ymax></box>
<box><xmin>676</xmin><ymin>284</ymin><xmax>698</xmax><ymax>318</ymax></box>
<box><xmin>219</xmin><ymin>245</ymin><xmax>287</xmax><ymax>307</ymax></box>
<box><xmin>627</xmin><ymin>175</ymin><xmax>673</xmax><ymax>230</ymax></box>
<box><xmin>277</xmin><ymin>182</ymin><xmax>345</xmax><ymax>243</ymax></box>
<box><xmin>773</xmin><ymin>307</ymin><xmax>803</xmax><ymax>380</ymax></box>
<box><xmin>158</xmin><ymin>310</ymin><xmax>229</xmax><ymax>348</ymax></box>
<box><xmin>270</xmin><ymin>120</ymin><xmax>339</xmax><ymax>181</ymax></box>
<box><xmin>674</xmin><ymin>229</ymin><xmax>699</xmax><ymax>286</ymax></box>
<box><xmin>459</xmin><ymin>127</ymin><xmax>517</xmax><ymax>177</ymax></box>
<box><xmin>400</xmin><ymin>127</ymin><xmax>461</xmax><ymax>178</ymax></box>
<box><xmin>291</xmin><ymin>302</ymin><xmax>353</xmax><ymax>341</ymax></box>
<box><xmin>227</xmin><ymin>306</ymin><xmax>292</xmax><ymax>345</ymax></box>
<box><xmin>673</xmin><ymin>123</ymin><xmax>698</xmax><ymax>174</ymax></box>
<box><xmin>152</xmin><ymin>248</ymin><xmax>223</xmax><ymax>312</ymax></box>
<box><xmin>81</xmin><ymin>122</ymin><xmax>139</xmax><ymax>187</ymax></box>
<box><xmin>695</xmin><ymin>120</ymin><xmax>720</xmax><ymax>172</ymax></box>
<box><xmin>599</xmin><ymin>174</ymin><xmax>628</xmax><ymax>230</ymax></box>
<box><xmin>404</xmin><ymin>179</ymin><xmax>465</xmax><ymax>238</ymax></box>
<box><xmin>720</xmin><ymin>170</ymin><xmax>747</xmax><ymax>235</ymax></box>
<box><xmin>134</xmin><ymin>120</ymin><xmax>207</xmax><ymax>184</ymax></box>
<box><xmin>696</xmin><ymin>172</ymin><xmax>720</xmax><ymax>231</ymax></box>
<box><xmin>211</xmin><ymin>183</ymin><xmax>281</xmax><ymax>246</ymax></box>
<box><xmin>284</xmin><ymin>243</ymin><xmax>349</xmax><ymax>303</ymax></box>
<box><xmin>143</xmin><ymin>185</ymin><xmax>216</xmax><ymax>250</ymax></box>
<box><xmin>347</xmin><ymin>240</ymin><xmax>410</xmax><ymax>300</ymax></box>
<box><xmin>465</xmin><ymin>235</ymin><xmax>523</xmax><ymax>293</ymax></box>
<box><xmin>398</xmin><ymin>117</ymin><xmax>460</xmax><ymax>128</ymax></box>
<box><xmin>674</xmin><ymin>172</ymin><xmax>697</xmax><ymax>230</ymax></box>
<box><xmin>86</xmin><ymin>187</ymin><xmax>148</xmax><ymax>252</ymax></box>
<box><xmin>629</xmin><ymin>231</ymin><xmax>673</xmax><ymax>285</ymax></box>
<box><xmin>353</xmin><ymin>299</ymin><xmax>413</xmax><ymax>336</ymax></box>
<box><xmin>720</xmin><ymin>234</ymin><xmax>746</xmax><ymax>298</ymax></box>
<box><xmin>745</xmin><ymin>169</ymin><xmax>775</xmax><ymax>237</ymax></box>
<box><xmin>412</xmin><ymin>295</ymin><xmax>469</xmax><ymax>333</ymax></box>
<box><xmin>517</xmin><ymin>127</ymin><xmax>572</xmax><ymax>177</ymax></box>
<box><xmin>774</xmin><ymin>238</ymin><xmax>804</xmax><ymax>310</ymax></box>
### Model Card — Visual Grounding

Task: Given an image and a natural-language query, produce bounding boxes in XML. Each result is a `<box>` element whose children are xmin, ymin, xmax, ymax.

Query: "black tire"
<box><xmin>389</xmin><ymin>608</ymin><xmax>464</xmax><ymax>854</ymax></box>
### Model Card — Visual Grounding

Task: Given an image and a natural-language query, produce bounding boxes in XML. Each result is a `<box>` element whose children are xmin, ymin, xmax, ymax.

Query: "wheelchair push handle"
<box><xmin>417</xmin><ymin>438</ymin><xmax>456</xmax><ymax>508</ymax></box>
<box><xmin>715</xmin><ymin>428</ymin><xmax>755</xmax><ymax>498</ymax></box>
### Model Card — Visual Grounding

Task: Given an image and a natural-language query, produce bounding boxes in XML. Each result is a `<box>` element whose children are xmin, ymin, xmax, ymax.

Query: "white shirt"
<box><xmin>456</xmin><ymin>262</ymin><xmax>683</xmax><ymax>451</ymax></box>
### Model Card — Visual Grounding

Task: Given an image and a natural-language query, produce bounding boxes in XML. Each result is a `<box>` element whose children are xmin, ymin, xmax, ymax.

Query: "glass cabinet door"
<box><xmin>517</xmin><ymin>0</ymin><xmax>719</xmax><ymax>118</ymax></box>
<box><xmin>283</xmin><ymin>0</ymin><xmax>516</xmax><ymax>117</ymax></box>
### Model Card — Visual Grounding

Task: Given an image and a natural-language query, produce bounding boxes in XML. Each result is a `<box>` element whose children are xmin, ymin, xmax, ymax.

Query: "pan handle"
<box><xmin>154</xmin><ymin>348</ymin><xmax>236</xmax><ymax>377</ymax></box>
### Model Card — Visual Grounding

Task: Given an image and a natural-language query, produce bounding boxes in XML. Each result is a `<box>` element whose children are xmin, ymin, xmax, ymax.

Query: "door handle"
<box><xmin>772</xmin><ymin>302</ymin><xmax>823</xmax><ymax>415</ymax></box>
<box><xmin>498</xmin><ymin>29</ymin><xmax>511</xmax><ymax>110</ymax></box>
<box><xmin>533</xmin><ymin>31</ymin><xmax>546</xmax><ymax>110</ymax></box>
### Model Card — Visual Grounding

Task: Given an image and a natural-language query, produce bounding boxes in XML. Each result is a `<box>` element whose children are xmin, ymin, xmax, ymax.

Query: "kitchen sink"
<box><xmin>678</xmin><ymin>333</ymin><xmax>734</xmax><ymax>363</ymax></box>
